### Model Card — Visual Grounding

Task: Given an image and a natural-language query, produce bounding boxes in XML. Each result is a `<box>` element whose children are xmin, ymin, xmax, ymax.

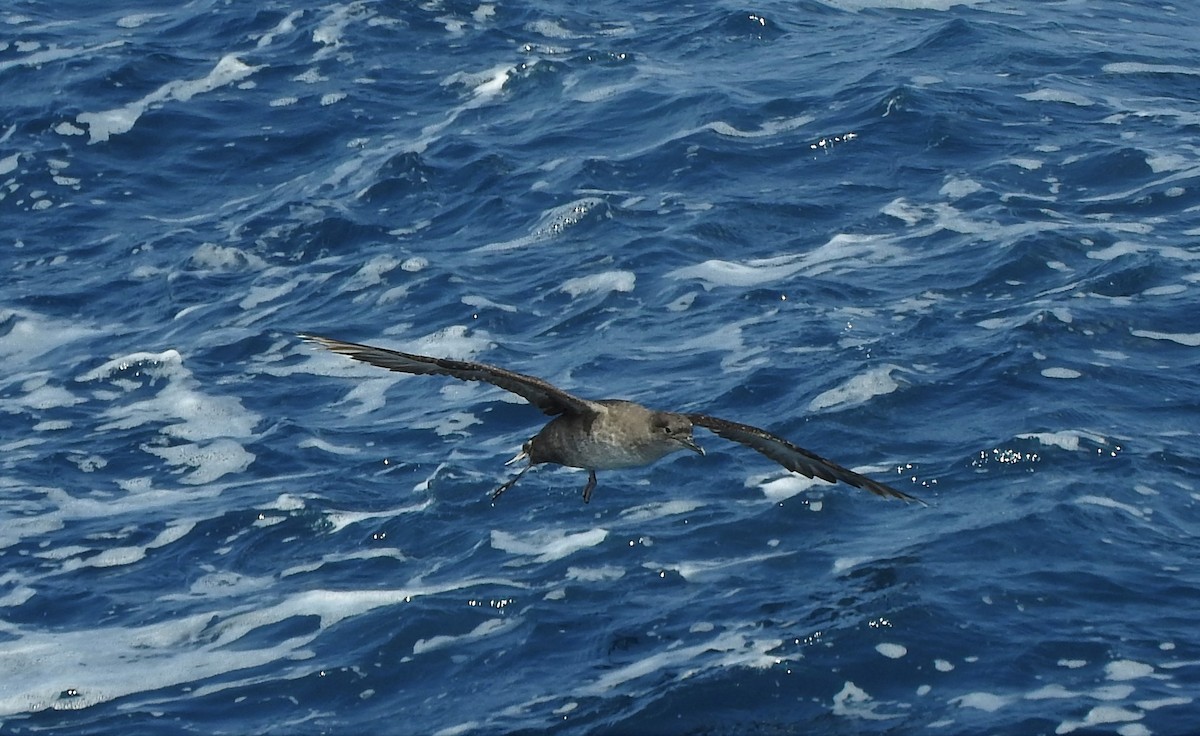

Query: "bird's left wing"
<box><xmin>301</xmin><ymin>334</ymin><xmax>595</xmax><ymax>416</ymax></box>
<box><xmin>686</xmin><ymin>413</ymin><xmax>924</xmax><ymax>504</ymax></box>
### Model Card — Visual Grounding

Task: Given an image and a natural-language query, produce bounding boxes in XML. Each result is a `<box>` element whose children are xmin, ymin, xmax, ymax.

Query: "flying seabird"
<box><xmin>301</xmin><ymin>334</ymin><xmax>924</xmax><ymax>506</ymax></box>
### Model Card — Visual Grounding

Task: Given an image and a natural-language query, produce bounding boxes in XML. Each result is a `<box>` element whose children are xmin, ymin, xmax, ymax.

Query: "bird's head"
<box><xmin>651</xmin><ymin>412</ymin><xmax>705</xmax><ymax>457</ymax></box>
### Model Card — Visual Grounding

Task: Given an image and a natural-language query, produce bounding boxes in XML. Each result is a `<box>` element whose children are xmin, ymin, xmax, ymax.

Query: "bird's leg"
<box><xmin>581</xmin><ymin>470</ymin><xmax>597</xmax><ymax>504</ymax></box>
<box><xmin>492</xmin><ymin>463</ymin><xmax>531</xmax><ymax>502</ymax></box>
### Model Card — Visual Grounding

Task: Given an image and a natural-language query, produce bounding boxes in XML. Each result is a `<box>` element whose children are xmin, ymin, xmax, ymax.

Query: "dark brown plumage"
<box><xmin>301</xmin><ymin>334</ymin><xmax>924</xmax><ymax>506</ymax></box>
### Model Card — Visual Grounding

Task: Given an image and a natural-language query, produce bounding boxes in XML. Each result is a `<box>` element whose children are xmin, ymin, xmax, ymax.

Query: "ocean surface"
<box><xmin>3</xmin><ymin>1</ymin><xmax>1199</xmax><ymax>734</ymax></box>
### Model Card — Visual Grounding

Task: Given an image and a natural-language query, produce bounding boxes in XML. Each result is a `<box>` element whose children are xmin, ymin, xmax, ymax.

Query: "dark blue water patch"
<box><xmin>358</xmin><ymin>151</ymin><xmax>438</xmax><ymax>202</ymax></box>
<box><xmin>4</xmin><ymin>1</ymin><xmax>1200</xmax><ymax>733</ymax></box>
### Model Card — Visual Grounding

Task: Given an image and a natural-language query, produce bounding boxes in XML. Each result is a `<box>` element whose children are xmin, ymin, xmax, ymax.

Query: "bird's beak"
<box><xmin>679</xmin><ymin>436</ymin><xmax>705</xmax><ymax>456</ymax></box>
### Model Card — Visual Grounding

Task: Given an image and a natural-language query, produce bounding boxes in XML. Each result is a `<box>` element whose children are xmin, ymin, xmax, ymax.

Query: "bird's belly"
<box><xmin>558</xmin><ymin>443</ymin><xmax>643</xmax><ymax>469</ymax></box>
<box><xmin>549</xmin><ymin>431</ymin><xmax>674</xmax><ymax>470</ymax></box>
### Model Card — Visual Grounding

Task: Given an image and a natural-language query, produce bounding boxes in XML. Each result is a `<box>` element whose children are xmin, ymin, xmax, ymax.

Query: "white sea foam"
<box><xmin>560</xmin><ymin>270</ymin><xmax>635</xmax><ymax>297</ymax></box>
<box><xmin>187</xmin><ymin>243</ymin><xmax>269</xmax><ymax>271</ymax></box>
<box><xmin>1056</xmin><ymin>705</ymin><xmax>1144</xmax><ymax>734</ymax></box>
<box><xmin>472</xmin><ymin>197</ymin><xmax>605</xmax><ymax>253</ymax></box>
<box><xmin>952</xmin><ymin>691</ymin><xmax>1012</xmax><ymax>712</ymax></box>
<box><xmin>117</xmin><ymin>12</ymin><xmax>165</xmax><ymax>28</ymax></box>
<box><xmin>1018</xmin><ymin>89</ymin><xmax>1094</xmax><ymax>106</ymax></box>
<box><xmin>578</xmin><ymin>629</ymin><xmax>779</xmax><ymax>697</ymax></box>
<box><xmin>240</xmin><ymin>279</ymin><xmax>300</xmax><ymax>310</ymax></box>
<box><xmin>0</xmin><ymin>152</ymin><xmax>20</xmax><ymax>175</ymax></box>
<box><xmin>570</xmin><ymin>81</ymin><xmax>639</xmax><ymax>104</ymax></box>
<box><xmin>298</xmin><ymin>437</ymin><xmax>362</xmax><ymax>455</ymax></box>
<box><xmin>1141</xmin><ymin>284</ymin><xmax>1186</xmax><ymax>296</ymax></box>
<box><xmin>832</xmin><ymin>556</ymin><xmax>873</xmax><ymax>574</ymax></box>
<box><xmin>0</xmin><ymin>473</ymin><xmax>249</xmax><ymax>556</ymax></box>
<box><xmin>61</xmin><ymin>522</ymin><xmax>195</xmax><ymax>570</ymax></box>
<box><xmin>1130</xmin><ymin>329</ymin><xmax>1200</xmax><ymax>347</ymax></box>
<box><xmin>940</xmin><ymin>176</ymin><xmax>982</xmax><ymax>199</ymax></box>
<box><xmin>667</xmin><ymin>233</ymin><xmax>904</xmax><ymax>288</ymax></box>
<box><xmin>704</xmin><ymin>115</ymin><xmax>813</xmax><ymax>138</ymax></box>
<box><xmin>0</xmin><ymin>309</ymin><xmax>100</xmax><ymax>362</ymax></box>
<box><xmin>0</xmin><ymin>577</ymin><xmax>520</xmax><ymax>717</ymax></box>
<box><xmin>473</xmin><ymin>4</ymin><xmax>496</xmax><ymax>23</ymax></box>
<box><xmin>321</xmin><ymin>499</ymin><xmax>431</xmax><ymax>534</ymax></box>
<box><xmin>444</xmin><ymin>63</ymin><xmax>511</xmax><ymax>100</ymax></box>
<box><xmin>1146</xmin><ymin>153</ymin><xmax>1189</xmax><ymax>173</ymax></box>
<box><xmin>1087</xmin><ymin>242</ymin><xmax>1144</xmax><ymax>260</ymax></box>
<box><xmin>143</xmin><ymin>439</ymin><xmax>255</xmax><ymax>485</ymax></box>
<box><xmin>323</xmin><ymin>375</ymin><xmax>397</xmax><ymax>415</ymax></box>
<box><xmin>462</xmin><ymin>294</ymin><xmax>518</xmax><ymax>313</ymax></box>
<box><xmin>1103</xmin><ymin>61</ymin><xmax>1200</xmax><ymax>76</ymax></box>
<box><xmin>1076</xmin><ymin>495</ymin><xmax>1147</xmax><ymax>520</ymax></box>
<box><xmin>77</xmin><ymin>54</ymin><xmax>261</xmax><ymax>143</ymax></box>
<box><xmin>650</xmin><ymin>550</ymin><xmax>792</xmax><ymax>582</ymax></box>
<box><xmin>1137</xmin><ymin>696</ymin><xmax>1192</xmax><ymax>710</ymax></box>
<box><xmin>167</xmin><ymin>571</ymin><xmax>278</xmax><ymax>599</ymax></box>
<box><xmin>413</xmin><ymin>617</ymin><xmax>517</xmax><ymax>655</ymax></box>
<box><xmin>1027</xmin><ymin>684</ymin><xmax>1079</xmax><ymax>700</ymax></box>
<box><xmin>312</xmin><ymin>1</ymin><xmax>374</xmax><ymax>58</ymax></box>
<box><xmin>76</xmin><ymin>348</ymin><xmax>261</xmax><ymax>483</ymax></box>
<box><xmin>527</xmin><ymin>19</ymin><xmax>576</xmax><ymax>39</ymax></box>
<box><xmin>1105</xmin><ymin>660</ymin><xmax>1156</xmax><ymax>681</ymax></box>
<box><xmin>1008</xmin><ymin>157</ymin><xmax>1044</xmax><ymax>170</ymax></box>
<box><xmin>641</xmin><ymin>316</ymin><xmax>769</xmax><ymax>371</ymax></box>
<box><xmin>1041</xmin><ymin>367</ymin><xmax>1081</xmax><ymax>379</ymax></box>
<box><xmin>279</xmin><ymin>548</ymin><xmax>408</xmax><ymax>579</ymax></box>
<box><xmin>618</xmin><ymin>499</ymin><xmax>705</xmax><ymax>522</ymax></box>
<box><xmin>14</xmin><ymin>376</ymin><xmax>83</xmax><ymax>411</ymax></box>
<box><xmin>755</xmin><ymin>474</ymin><xmax>823</xmax><ymax>501</ymax></box>
<box><xmin>256</xmin><ymin>9</ymin><xmax>303</xmax><ymax>48</ymax></box>
<box><xmin>876</xmin><ymin>643</ymin><xmax>908</xmax><ymax>659</ymax></box>
<box><xmin>1017</xmin><ymin>430</ymin><xmax>1103</xmax><ymax>451</ymax></box>
<box><xmin>80</xmin><ymin>350</ymin><xmax>259</xmax><ymax>440</ymax></box>
<box><xmin>411</xmin><ymin>410</ymin><xmax>483</xmax><ymax>437</ymax></box>
<box><xmin>565</xmin><ymin>565</ymin><xmax>626</xmax><ymax>582</ymax></box>
<box><xmin>808</xmin><ymin>365</ymin><xmax>902</xmax><ymax>412</ymax></box>
<box><xmin>832</xmin><ymin>681</ymin><xmax>902</xmax><ymax>720</ymax></box>
<box><xmin>0</xmin><ymin>40</ymin><xmax>125</xmax><ymax>75</ymax></box>
<box><xmin>490</xmin><ymin>528</ymin><xmax>608</xmax><ymax>563</ymax></box>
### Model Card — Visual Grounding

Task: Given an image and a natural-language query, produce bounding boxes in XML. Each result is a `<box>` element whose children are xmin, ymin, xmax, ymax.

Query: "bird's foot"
<box><xmin>580</xmin><ymin>470</ymin><xmax>597</xmax><ymax>504</ymax></box>
<box><xmin>504</xmin><ymin>442</ymin><xmax>531</xmax><ymax>466</ymax></box>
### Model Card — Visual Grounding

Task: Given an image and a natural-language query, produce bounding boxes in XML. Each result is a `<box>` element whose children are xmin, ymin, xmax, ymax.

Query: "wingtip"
<box><xmin>893</xmin><ymin>488</ymin><xmax>930</xmax><ymax>507</ymax></box>
<box><xmin>865</xmin><ymin>477</ymin><xmax>929</xmax><ymax>506</ymax></box>
<box><xmin>298</xmin><ymin>333</ymin><xmax>343</xmax><ymax>351</ymax></box>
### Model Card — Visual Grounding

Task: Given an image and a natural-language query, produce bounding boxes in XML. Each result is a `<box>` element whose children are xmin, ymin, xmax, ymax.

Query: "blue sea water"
<box><xmin>3</xmin><ymin>0</ymin><xmax>1199</xmax><ymax>733</ymax></box>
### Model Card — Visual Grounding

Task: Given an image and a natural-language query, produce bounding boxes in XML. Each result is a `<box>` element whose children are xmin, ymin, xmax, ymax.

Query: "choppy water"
<box><xmin>3</xmin><ymin>1</ymin><xmax>1199</xmax><ymax>734</ymax></box>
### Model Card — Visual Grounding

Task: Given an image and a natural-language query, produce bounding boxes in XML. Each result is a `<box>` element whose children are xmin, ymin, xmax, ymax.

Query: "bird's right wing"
<box><xmin>686</xmin><ymin>413</ymin><xmax>924</xmax><ymax>504</ymax></box>
<box><xmin>301</xmin><ymin>334</ymin><xmax>595</xmax><ymax>416</ymax></box>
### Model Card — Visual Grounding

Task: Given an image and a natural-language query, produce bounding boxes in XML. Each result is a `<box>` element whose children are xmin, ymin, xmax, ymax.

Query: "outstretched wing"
<box><xmin>301</xmin><ymin>334</ymin><xmax>596</xmax><ymax>417</ymax></box>
<box><xmin>686</xmin><ymin>413</ymin><xmax>924</xmax><ymax>504</ymax></box>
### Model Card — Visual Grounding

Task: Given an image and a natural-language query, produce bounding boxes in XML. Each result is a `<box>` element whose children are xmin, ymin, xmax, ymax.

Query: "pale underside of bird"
<box><xmin>300</xmin><ymin>334</ymin><xmax>924</xmax><ymax>506</ymax></box>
